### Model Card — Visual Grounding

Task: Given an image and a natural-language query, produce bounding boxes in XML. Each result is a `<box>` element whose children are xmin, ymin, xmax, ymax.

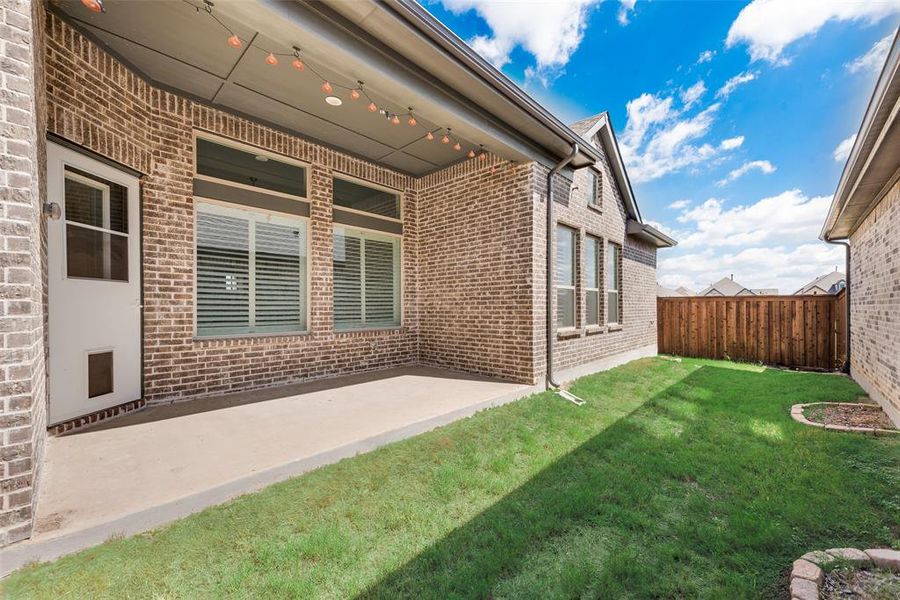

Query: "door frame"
<box><xmin>46</xmin><ymin>134</ymin><xmax>145</xmax><ymax>425</ymax></box>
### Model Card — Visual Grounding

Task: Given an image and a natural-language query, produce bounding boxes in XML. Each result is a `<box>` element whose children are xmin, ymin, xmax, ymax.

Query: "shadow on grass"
<box><xmin>356</xmin><ymin>364</ymin><xmax>898</xmax><ymax>599</ymax></box>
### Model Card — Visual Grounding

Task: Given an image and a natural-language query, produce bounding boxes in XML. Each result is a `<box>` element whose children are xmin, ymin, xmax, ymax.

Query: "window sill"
<box><xmin>194</xmin><ymin>330</ymin><xmax>311</xmax><ymax>343</ymax></box>
<box><xmin>557</xmin><ymin>327</ymin><xmax>582</xmax><ymax>339</ymax></box>
<box><xmin>587</xmin><ymin>203</ymin><xmax>603</xmax><ymax>214</ymax></box>
<box><xmin>585</xmin><ymin>325</ymin><xmax>605</xmax><ymax>335</ymax></box>
<box><xmin>607</xmin><ymin>323</ymin><xmax>623</xmax><ymax>332</ymax></box>
<box><xmin>334</xmin><ymin>326</ymin><xmax>406</xmax><ymax>337</ymax></box>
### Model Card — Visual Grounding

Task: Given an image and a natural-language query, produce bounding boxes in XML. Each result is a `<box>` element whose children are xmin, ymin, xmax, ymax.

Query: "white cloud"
<box><xmin>680</xmin><ymin>81</ymin><xmax>706</xmax><ymax>109</ymax></box>
<box><xmin>715</xmin><ymin>71</ymin><xmax>757</xmax><ymax>98</ymax></box>
<box><xmin>726</xmin><ymin>0</ymin><xmax>900</xmax><ymax>64</ymax></box>
<box><xmin>668</xmin><ymin>199</ymin><xmax>691</xmax><ymax>210</ymax></box>
<box><xmin>658</xmin><ymin>243</ymin><xmax>845</xmax><ymax>294</ymax></box>
<box><xmin>716</xmin><ymin>160</ymin><xmax>776</xmax><ymax>186</ymax></box>
<box><xmin>618</xmin><ymin>0</ymin><xmax>637</xmax><ymax>25</ymax></box>
<box><xmin>845</xmin><ymin>33</ymin><xmax>894</xmax><ymax>74</ymax></box>
<box><xmin>441</xmin><ymin>0</ymin><xmax>599</xmax><ymax>75</ymax></box>
<box><xmin>833</xmin><ymin>133</ymin><xmax>857</xmax><ymax>162</ymax></box>
<box><xmin>673</xmin><ymin>189</ymin><xmax>832</xmax><ymax>249</ymax></box>
<box><xmin>720</xmin><ymin>136</ymin><xmax>745</xmax><ymax>150</ymax></box>
<box><xmin>696</xmin><ymin>50</ymin><xmax>716</xmax><ymax>64</ymax></box>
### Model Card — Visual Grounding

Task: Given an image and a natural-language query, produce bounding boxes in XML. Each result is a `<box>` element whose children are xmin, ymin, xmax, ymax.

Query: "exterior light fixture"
<box><xmin>325</xmin><ymin>95</ymin><xmax>343</xmax><ymax>106</ymax></box>
<box><xmin>254</xmin><ymin>155</ymin><xmax>269</xmax><ymax>162</ymax></box>
<box><xmin>291</xmin><ymin>47</ymin><xmax>304</xmax><ymax>71</ymax></box>
<box><xmin>81</xmin><ymin>0</ymin><xmax>105</xmax><ymax>13</ymax></box>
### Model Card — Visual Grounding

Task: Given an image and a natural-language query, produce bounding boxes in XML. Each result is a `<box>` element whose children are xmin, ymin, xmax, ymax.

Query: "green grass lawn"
<box><xmin>5</xmin><ymin>358</ymin><xmax>899</xmax><ymax>599</ymax></box>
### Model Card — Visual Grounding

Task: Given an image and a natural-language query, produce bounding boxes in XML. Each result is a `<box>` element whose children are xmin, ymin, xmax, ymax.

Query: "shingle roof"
<box><xmin>795</xmin><ymin>271</ymin><xmax>846</xmax><ymax>295</ymax></box>
<box><xmin>569</xmin><ymin>113</ymin><xmax>606</xmax><ymax>136</ymax></box>
<box><xmin>697</xmin><ymin>276</ymin><xmax>749</xmax><ymax>297</ymax></box>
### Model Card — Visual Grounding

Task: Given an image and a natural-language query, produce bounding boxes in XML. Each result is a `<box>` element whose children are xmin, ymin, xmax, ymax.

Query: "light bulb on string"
<box><xmin>81</xmin><ymin>0</ymin><xmax>105</xmax><ymax>12</ymax></box>
<box><xmin>227</xmin><ymin>34</ymin><xmax>242</xmax><ymax>49</ymax></box>
<box><xmin>426</xmin><ymin>131</ymin><xmax>434</xmax><ymax>141</ymax></box>
<box><xmin>368</xmin><ymin>102</ymin><xmax>378</xmax><ymax>112</ymax></box>
<box><xmin>453</xmin><ymin>141</ymin><xmax>461</xmax><ymax>151</ymax></box>
<box><xmin>467</xmin><ymin>149</ymin><xmax>475</xmax><ymax>159</ymax></box>
<box><xmin>321</xmin><ymin>81</ymin><xmax>333</xmax><ymax>94</ymax></box>
<box><xmin>265</xmin><ymin>53</ymin><xmax>278</xmax><ymax>66</ymax></box>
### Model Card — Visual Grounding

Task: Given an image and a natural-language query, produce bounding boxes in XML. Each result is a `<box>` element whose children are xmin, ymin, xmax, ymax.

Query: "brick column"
<box><xmin>0</xmin><ymin>0</ymin><xmax>46</xmax><ymax>546</ymax></box>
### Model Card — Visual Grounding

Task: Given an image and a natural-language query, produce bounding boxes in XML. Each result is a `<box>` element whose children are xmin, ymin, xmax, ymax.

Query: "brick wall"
<box><xmin>416</xmin><ymin>159</ymin><xmax>536</xmax><ymax>382</ymax></box>
<box><xmin>0</xmin><ymin>0</ymin><xmax>47</xmax><ymax>546</ymax></box>
<box><xmin>44</xmin><ymin>13</ymin><xmax>419</xmax><ymax>403</ymax></box>
<box><xmin>849</xmin><ymin>178</ymin><xmax>900</xmax><ymax>425</ymax></box>
<box><xmin>532</xmin><ymin>135</ymin><xmax>658</xmax><ymax>379</ymax></box>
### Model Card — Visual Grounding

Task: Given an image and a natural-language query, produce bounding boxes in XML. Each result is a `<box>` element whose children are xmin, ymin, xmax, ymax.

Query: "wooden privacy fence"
<box><xmin>657</xmin><ymin>291</ymin><xmax>847</xmax><ymax>370</ymax></box>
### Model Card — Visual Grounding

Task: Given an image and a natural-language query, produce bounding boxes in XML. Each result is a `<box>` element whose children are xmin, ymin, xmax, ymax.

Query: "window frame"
<box><xmin>606</xmin><ymin>241</ymin><xmax>622</xmax><ymax>326</ymax></box>
<box><xmin>584</xmin><ymin>235</ymin><xmax>602</xmax><ymax>327</ymax></box>
<box><xmin>332</xmin><ymin>224</ymin><xmax>404</xmax><ymax>332</ymax></box>
<box><xmin>332</xmin><ymin>172</ymin><xmax>404</xmax><ymax>224</ymax></box>
<box><xmin>193</xmin><ymin>197</ymin><xmax>312</xmax><ymax>339</ymax></box>
<box><xmin>192</xmin><ymin>130</ymin><xmax>310</xmax><ymax>202</ymax></box>
<box><xmin>555</xmin><ymin>224</ymin><xmax>578</xmax><ymax>330</ymax></box>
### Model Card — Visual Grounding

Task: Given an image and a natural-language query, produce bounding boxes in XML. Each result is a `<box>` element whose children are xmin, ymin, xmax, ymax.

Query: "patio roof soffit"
<box><xmin>51</xmin><ymin>0</ymin><xmax>598</xmax><ymax>177</ymax></box>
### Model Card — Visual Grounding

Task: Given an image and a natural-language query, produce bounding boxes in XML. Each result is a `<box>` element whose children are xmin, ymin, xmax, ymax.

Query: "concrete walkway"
<box><xmin>2</xmin><ymin>366</ymin><xmax>533</xmax><ymax>574</ymax></box>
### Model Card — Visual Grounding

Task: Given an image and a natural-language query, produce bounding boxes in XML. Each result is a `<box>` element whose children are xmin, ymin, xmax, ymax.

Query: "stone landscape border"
<box><xmin>790</xmin><ymin>402</ymin><xmax>899</xmax><ymax>435</ymax></box>
<box><xmin>789</xmin><ymin>547</ymin><xmax>900</xmax><ymax>600</ymax></box>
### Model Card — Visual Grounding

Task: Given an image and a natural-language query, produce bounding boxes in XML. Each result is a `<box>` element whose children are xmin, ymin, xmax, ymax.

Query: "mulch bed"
<box><xmin>804</xmin><ymin>404</ymin><xmax>896</xmax><ymax>430</ymax></box>
<box><xmin>820</xmin><ymin>566</ymin><xmax>900</xmax><ymax>599</ymax></box>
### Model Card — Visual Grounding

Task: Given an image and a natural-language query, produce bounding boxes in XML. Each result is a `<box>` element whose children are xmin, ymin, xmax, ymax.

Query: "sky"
<box><xmin>424</xmin><ymin>0</ymin><xmax>900</xmax><ymax>294</ymax></box>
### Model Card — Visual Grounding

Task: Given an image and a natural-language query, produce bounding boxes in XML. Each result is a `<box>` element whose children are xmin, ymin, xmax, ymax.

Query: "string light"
<box><xmin>177</xmin><ymin>0</ymin><xmax>508</xmax><ymax>177</ymax></box>
<box><xmin>81</xmin><ymin>0</ymin><xmax>105</xmax><ymax>12</ymax></box>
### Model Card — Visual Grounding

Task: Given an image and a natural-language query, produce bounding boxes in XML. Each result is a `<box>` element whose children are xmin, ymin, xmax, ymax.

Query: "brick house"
<box><xmin>821</xmin><ymin>30</ymin><xmax>899</xmax><ymax>426</ymax></box>
<box><xmin>0</xmin><ymin>0</ymin><xmax>674</xmax><ymax>546</ymax></box>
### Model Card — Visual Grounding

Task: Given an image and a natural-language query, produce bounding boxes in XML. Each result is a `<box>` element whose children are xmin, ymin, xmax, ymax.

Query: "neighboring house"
<box><xmin>656</xmin><ymin>284</ymin><xmax>693</xmax><ymax>297</ymax></box>
<box><xmin>795</xmin><ymin>271</ymin><xmax>846</xmax><ymax>295</ymax></box>
<box><xmin>821</xmin><ymin>30</ymin><xmax>900</xmax><ymax>426</ymax></box>
<box><xmin>696</xmin><ymin>276</ymin><xmax>776</xmax><ymax>297</ymax></box>
<box><xmin>0</xmin><ymin>1</ymin><xmax>675</xmax><ymax>545</ymax></box>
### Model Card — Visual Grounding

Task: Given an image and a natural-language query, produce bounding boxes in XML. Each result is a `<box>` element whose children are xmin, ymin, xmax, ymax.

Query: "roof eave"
<box><xmin>375</xmin><ymin>0</ymin><xmax>601</xmax><ymax>168</ymax></box>
<box><xmin>627</xmin><ymin>219</ymin><xmax>677</xmax><ymax>248</ymax></box>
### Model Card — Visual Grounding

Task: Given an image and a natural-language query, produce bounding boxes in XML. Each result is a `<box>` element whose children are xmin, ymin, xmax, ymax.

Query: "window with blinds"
<box><xmin>333</xmin><ymin>227</ymin><xmax>400</xmax><ymax>330</ymax></box>
<box><xmin>556</xmin><ymin>225</ymin><xmax>576</xmax><ymax>329</ymax></box>
<box><xmin>607</xmin><ymin>242</ymin><xmax>621</xmax><ymax>325</ymax></box>
<box><xmin>585</xmin><ymin>236</ymin><xmax>601</xmax><ymax>326</ymax></box>
<box><xmin>196</xmin><ymin>201</ymin><xmax>307</xmax><ymax>336</ymax></box>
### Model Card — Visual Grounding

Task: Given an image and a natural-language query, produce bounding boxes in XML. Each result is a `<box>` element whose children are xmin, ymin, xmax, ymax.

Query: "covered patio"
<box><xmin>1</xmin><ymin>367</ymin><xmax>532</xmax><ymax>573</ymax></box>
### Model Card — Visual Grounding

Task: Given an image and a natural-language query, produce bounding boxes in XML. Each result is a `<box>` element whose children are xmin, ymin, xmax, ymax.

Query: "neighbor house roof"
<box><xmin>795</xmin><ymin>271</ymin><xmax>846</xmax><ymax>295</ymax></box>
<box><xmin>821</xmin><ymin>30</ymin><xmax>900</xmax><ymax>240</ymax></box>
<box><xmin>675</xmin><ymin>286</ymin><xmax>695</xmax><ymax>296</ymax></box>
<box><xmin>697</xmin><ymin>277</ymin><xmax>753</xmax><ymax>297</ymax></box>
<box><xmin>657</xmin><ymin>284</ymin><xmax>686</xmax><ymax>297</ymax></box>
<box><xmin>570</xmin><ymin>112</ymin><xmax>677</xmax><ymax>248</ymax></box>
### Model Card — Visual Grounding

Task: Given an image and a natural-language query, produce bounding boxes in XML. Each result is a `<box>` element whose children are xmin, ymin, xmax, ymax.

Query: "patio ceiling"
<box><xmin>51</xmin><ymin>0</ymin><xmax>562</xmax><ymax>176</ymax></box>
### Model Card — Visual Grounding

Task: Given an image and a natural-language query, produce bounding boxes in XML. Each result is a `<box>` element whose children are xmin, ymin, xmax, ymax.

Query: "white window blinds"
<box><xmin>196</xmin><ymin>202</ymin><xmax>307</xmax><ymax>336</ymax></box>
<box><xmin>333</xmin><ymin>227</ymin><xmax>400</xmax><ymax>330</ymax></box>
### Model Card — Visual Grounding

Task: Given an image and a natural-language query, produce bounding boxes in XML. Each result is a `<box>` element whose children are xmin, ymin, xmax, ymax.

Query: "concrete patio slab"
<box><xmin>1</xmin><ymin>366</ymin><xmax>534</xmax><ymax>574</ymax></box>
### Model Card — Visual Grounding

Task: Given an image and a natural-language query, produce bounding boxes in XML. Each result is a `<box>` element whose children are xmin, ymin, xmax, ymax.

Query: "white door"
<box><xmin>47</xmin><ymin>142</ymin><xmax>141</xmax><ymax>424</ymax></box>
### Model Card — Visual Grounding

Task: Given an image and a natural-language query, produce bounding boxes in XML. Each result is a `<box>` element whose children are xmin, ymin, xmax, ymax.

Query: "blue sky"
<box><xmin>426</xmin><ymin>0</ymin><xmax>900</xmax><ymax>293</ymax></box>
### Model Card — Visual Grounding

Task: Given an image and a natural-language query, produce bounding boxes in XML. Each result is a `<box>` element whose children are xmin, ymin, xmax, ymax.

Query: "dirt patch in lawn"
<box><xmin>803</xmin><ymin>404</ymin><xmax>896</xmax><ymax>430</ymax></box>
<box><xmin>821</xmin><ymin>566</ymin><xmax>900</xmax><ymax>599</ymax></box>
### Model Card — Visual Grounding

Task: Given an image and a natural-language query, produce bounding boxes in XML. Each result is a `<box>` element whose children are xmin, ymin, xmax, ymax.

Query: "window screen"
<box><xmin>607</xmin><ymin>242</ymin><xmax>621</xmax><ymax>325</ymax></box>
<box><xmin>333</xmin><ymin>227</ymin><xmax>401</xmax><ymax>330</ymax></box>
<box><xmin>585</xmin><ymin>236</ymin><xmax>601</xmax><ymax>326</ymax></box>
<box><xmin>196</xmin><ymin>202</ymin><xmax>307</xmax><ymax>336</ymax></box>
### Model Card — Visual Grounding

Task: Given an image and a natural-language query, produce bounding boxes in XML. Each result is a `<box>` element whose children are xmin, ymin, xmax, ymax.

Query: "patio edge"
<box><xmin>0</xmin><ymin>380</ymin><xmax>540</xmax><ymax>576</ymax></box>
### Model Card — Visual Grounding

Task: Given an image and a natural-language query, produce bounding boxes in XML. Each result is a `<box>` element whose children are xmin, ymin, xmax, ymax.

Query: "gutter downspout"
<box><xmin>546</xmin><ymin>143</ymin><xmax>579</xmax><ymax>390</ymax></box>
<box><xmin>825</xmin><ymin>239</ymin><xmax>851</xmax><ymax>374</ymax></box>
